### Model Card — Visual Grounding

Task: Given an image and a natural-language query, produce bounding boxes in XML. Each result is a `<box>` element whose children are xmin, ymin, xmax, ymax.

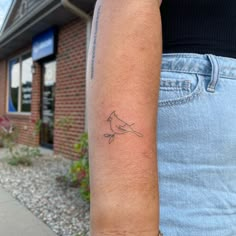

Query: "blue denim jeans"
<box><xmin>158</xmin><ymin>53</ymin><xmax>236</xmax><ymax>236</ymax></box>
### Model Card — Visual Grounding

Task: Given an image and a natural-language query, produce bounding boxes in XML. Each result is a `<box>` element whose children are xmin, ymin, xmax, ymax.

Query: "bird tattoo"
<box><xmin>104</xmin><ymin>111</ymin><xmax>143</xmax><ymax>144</ymax></box>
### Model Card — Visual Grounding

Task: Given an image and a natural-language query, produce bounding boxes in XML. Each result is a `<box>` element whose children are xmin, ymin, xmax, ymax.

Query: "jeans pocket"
<box><xmin>158</xmin><ymin>71</ymin><xmax>202</xmax><ymax>107</ymax></box>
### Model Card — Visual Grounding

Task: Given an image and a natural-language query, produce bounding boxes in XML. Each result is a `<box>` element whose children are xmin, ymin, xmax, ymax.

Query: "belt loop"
<box><xmin>206</xmin><ymin>54</ymin><xmax>220</xmax><ymax>93</ymax></box>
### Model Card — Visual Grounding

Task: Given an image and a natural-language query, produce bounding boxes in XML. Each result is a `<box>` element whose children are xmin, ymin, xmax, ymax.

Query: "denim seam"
<box><xmin>160</xmin><ymin>80</ymin><xmax>191</xmax><ymax>91</ymax></box>
<box><xmin>206</xmin><ymin>54</ymin><xmax>220</xmax><ymax>93</ymax></box>
<box><xmin>161</xmin><ymin>69</ymin><xmax>236</xmax><ymax>80</ymax></box>
<box><xmin>158</xmin><ymin>76</ymin><xmax>203</xmax><ymax>107</ymax></box>
<box><xmin>159</xmin><ymin>87</ymin><xmax>202</xmax><ymax>107</ymax></box>
<box><xmin>162</xmin><ymin>53</ymin><xmax>236</xmax><ymax>62</ymax></box>
<box><xmin>162</xmin><ymin>53</ymin><xmax>207</xmax><ymax>57</ymax></box>
<box><xmin>162</xmin><ymin>53</ymin><xmax>236</xmax><ymax>79</ymax></box>
<box><xmin>160</xmin><ymin>87</ymin><xmax>187</xmax><ymax>91</ymax></box>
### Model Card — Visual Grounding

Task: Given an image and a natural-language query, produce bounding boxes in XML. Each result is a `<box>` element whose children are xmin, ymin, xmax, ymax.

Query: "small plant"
<box><xmin>0</xmin><ymin>116</ymin><xmax>41</xmax><ymax>166</ymax></box>
<box><xmin>75</xmin><ymin>233</ymin><xmax>87</xmax><ymax>236</ymax></box>
<box><xmin>7</xmin><ymin>145</ymin><xmax>41</xmax><ymax>166</ymax></box>
<box><xmin>68</xmin><ymin>133</ymin><xmax>90</xmax><ymax>202</ymax></box>
<box><xmin>56</xmin><ymin>116</ymin><xmax>74</xmax><ymax>129</ymax></box>
<box><xmin>0</xmin><ymin>116</ymin><xmax>18</xmax><ymax>152</ymax></box>
<box><xmin>32</xmin><ymin>119</ymin><xmax>42</xmax><ymax>137</ymax></box>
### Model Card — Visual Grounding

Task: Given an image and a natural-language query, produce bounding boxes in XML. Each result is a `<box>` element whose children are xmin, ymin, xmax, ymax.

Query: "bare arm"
<box><xmin>87</xmin><ymin>0</ymin><xmax>162</xmax><ymax>235</ymax></box>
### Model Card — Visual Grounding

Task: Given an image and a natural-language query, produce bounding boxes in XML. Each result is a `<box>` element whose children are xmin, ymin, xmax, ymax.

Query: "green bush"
<box><xmin>69</xmin><ymin>133</ymin><xmax>90</xmax><ymax>202</ymax></box>
<box><xmin>7</xmin><ymin>146</ymin><xmax>41</xmax><ymax>166</ymax></box>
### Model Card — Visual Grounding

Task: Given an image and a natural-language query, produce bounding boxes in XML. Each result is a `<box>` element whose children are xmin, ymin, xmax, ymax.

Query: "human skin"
<box><xmin>87</xmin><ymin>0</ymin><xmax>162</xmax><ymax>235</ymax></box>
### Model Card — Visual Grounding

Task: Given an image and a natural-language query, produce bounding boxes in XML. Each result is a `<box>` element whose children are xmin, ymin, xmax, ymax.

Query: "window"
<box><xmin>8</xmin><ymin>53</ymin><xmax>33</xmax><ymax>113</ymax></box>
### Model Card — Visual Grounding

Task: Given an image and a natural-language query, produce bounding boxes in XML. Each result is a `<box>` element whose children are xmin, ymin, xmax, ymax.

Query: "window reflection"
<box><xmin>21</xmin><ymin>55</ymin><xmax>33</xmax><ymax>112</ymax></box>
<box><xmin>41</xmin><ymin>61</ymin><xmax>56</xmax><ymax>147</ymax></box>
<box><xmin>9</xmin><ymin>59</ymin><xmax>20</xmax><ymax>112</ymax></box>
<box><xmin>8</xmin><ymin>53</ymin><xmax>33</xmax><ymax>113</ymax></box>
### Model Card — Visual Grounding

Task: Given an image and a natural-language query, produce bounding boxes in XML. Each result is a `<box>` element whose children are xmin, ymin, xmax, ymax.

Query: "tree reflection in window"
<box><xmin>8</xmin><ymin>53</ymin><xmax>33</xmax><ymax>113</ymax></box>
<box><xmin>9</xmin><ymin>59</ymin><xmax>20</xmax><ymax>112</ymax></box>
<box><xmin>21</xmin><ymin>55</ymin><xmax>33</xmax><ymax>112</ymax></box>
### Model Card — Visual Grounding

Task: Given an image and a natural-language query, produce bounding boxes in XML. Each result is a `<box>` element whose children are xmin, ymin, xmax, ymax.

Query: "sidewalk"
<box><xmin>0</xmin><ymin>187</ymin><xmax>57</xmax><ymax>236</ymax></box>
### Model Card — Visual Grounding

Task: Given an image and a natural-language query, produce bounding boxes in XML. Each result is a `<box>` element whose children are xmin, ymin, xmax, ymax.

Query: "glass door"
<box><xmin>41</xmin><ymin>61</ymin><xmax>56</xmax><ymax>149</ymax></box>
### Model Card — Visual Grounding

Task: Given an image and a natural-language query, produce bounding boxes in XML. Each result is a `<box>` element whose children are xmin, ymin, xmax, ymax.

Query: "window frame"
<box><xmin>7</xmin><ymin>51</ymin><xmax>33</xmax><ymax>115</ymax></box>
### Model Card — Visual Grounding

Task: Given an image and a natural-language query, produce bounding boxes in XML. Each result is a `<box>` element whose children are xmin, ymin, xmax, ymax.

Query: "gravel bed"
<box><xmin>0</xmin><ymin>148</ymin><xmax>90</xmax><ymax>236</ymax></box>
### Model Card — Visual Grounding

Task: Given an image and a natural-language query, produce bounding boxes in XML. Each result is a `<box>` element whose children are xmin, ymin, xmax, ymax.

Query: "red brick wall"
<box><xmin>54</xmin><ymin>19</ymin><xmax>87</xmax><ymax>159</ymax></box>
<box><xmin>7</xmin><ymin>61</ymin><xmax>41</xmax><ymax>146</ymax></box>
<box><xmin>0</xmin><ymin>46</ymin><xmax>40</xmax><ymax>146</ymax></box>
<box><xmin>0</xmin><ymin>18</ymin><xmax>87</xmax><ymax>158</ymax></box>
<box><xmin>0</xmin><ymin>60</ymin><xmax>7</xmax><ymax>116</ymax></box>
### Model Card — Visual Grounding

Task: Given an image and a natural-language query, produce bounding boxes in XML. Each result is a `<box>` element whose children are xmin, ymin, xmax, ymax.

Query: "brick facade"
<box><xmin>3</xmin><ymin>59</ymin><xmax>41</xmax><ymax>147</ymax></box>
<box><xmin>54</xmin><ymin>19</ymin><xmax>87</xmax><ymax>158</ymax></box>
<box><xmin>0</xmin><ymin>18</ymin><xmax>87</xmax><ymax>158</ymax></box>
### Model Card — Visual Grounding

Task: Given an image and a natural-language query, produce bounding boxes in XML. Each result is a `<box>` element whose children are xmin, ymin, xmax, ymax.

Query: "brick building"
<box><xmin>0</xmin><ymin>0</ymin><xmax>96</xmax><ymax>158</ymax></box>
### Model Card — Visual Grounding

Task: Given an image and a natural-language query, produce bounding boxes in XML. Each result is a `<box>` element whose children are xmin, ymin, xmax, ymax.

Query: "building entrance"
<box><xmin>41</xmin><ymin>60</ymin><xmax>56</xmax><ymax>149</ymax></box>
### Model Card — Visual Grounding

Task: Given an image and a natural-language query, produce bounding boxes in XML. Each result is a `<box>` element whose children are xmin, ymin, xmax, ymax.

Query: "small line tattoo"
<box><xmin>104</xmin><ymin>111</ymin><xmax>143</xmax><ymax>144</ymax></box>
<box><xmin>91</xmin><ymin>5</ymin><xmax>102</xmax><ymax>80</ymax></box>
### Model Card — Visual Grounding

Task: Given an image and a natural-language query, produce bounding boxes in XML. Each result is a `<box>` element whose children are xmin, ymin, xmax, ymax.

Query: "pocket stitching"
<box><xmin>158</xmin><ymin>74</ymin><xmax>203</xmax><ymax>107</ymax></box>
<box><xmin>160</xmin><ymin>79</ymin><xmax>191</xmax><ymax>91</ymax></box>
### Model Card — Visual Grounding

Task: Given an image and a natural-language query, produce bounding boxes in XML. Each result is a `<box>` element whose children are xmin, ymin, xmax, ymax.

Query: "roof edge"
<box><xmin>0</xmin><ymin>0</ymin><xmax>16</xmax><ymax>35</ymax></box>
<box><xmin>0</xmin><ymin>0</ymin><xmax>57</xmax><ymax>43</ymax></box>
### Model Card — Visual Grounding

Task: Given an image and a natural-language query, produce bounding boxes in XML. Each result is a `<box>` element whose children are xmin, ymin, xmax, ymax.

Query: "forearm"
<box><xmin>87</xmin><ymin>0</ymin><xmax>162</xmax><ymax>235</ymax></box>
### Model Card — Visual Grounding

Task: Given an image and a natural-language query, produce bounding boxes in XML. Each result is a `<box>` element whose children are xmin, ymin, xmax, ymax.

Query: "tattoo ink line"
<box><xmin>104</xmin><ymin>111</ymin><xmax>143</xmax><ymax>144</ymax></box>
<box><xmin>91</xmin><ymin>5</ymin><xmax>102</xmax><ymax>80</ymax></box>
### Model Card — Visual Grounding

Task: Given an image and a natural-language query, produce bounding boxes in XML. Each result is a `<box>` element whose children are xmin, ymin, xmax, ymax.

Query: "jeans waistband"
<box><xmin>161</xmin><ymin>53</ymin><xmax>236</xmax><ymax>80</ymax></box>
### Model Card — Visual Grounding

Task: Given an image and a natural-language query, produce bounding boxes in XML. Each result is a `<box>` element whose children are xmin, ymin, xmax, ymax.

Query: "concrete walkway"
<box><xmin>0</xmin><ymin>187</ymin><xmax>57</xmax><ymax>236</ymax></box>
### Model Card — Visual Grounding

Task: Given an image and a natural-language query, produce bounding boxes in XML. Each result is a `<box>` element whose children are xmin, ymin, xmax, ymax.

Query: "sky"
<box><xmin>0</xmin><ymin>0</ymin><xmax>12</xmax><ymax>30</ymax></box>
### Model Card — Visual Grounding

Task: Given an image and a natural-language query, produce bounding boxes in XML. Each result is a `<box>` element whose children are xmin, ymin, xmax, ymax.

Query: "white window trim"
<box><xmin>7</xmin><ymin>50</ymin><xmax>32</xmax><ymax>115</ymax></box>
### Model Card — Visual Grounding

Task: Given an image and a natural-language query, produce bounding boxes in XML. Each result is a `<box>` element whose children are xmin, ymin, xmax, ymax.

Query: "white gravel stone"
<box><xmin>0</xmin><ymin>149</ymin><xmax>90</xmax><ymax>236</ymax></box>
